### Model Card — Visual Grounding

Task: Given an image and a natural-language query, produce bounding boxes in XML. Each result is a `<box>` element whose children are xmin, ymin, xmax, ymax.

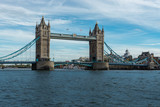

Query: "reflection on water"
<box><xmin>0</xmin><ymin>69</ymin><xmax>160</xmax><ymax>106</ymax></box>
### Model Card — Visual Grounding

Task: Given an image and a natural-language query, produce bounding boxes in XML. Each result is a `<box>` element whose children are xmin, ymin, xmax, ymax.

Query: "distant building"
<box><xmin>137</xmin><ymin>52</ymin><xmax>156</xmax><ymax>65</ymax></box>
<box><xmin>137</xmin><ymin>52</ymin><xmax>160</xmax><ymax>67</ymax></box>
<box><xmin>138</xmin><ymin>52</ymin><xmax>152</xmax><ymax>60</ymax></box>
<box><xmin>123</xmin><ymin>49</ymin><xmax>132</xmax><ymax>61</ymax></box>
<box><xmin>123</xmin><ymin>49</ymin><xmax>130</xmax><ymax>58</ymax></box>
<box><xmin>72</xmin><ymin>57</ymin><xmax>89</xmax><ymax>63</ymax></box>
<box><xmin>79</xmin><ymin>57</ymin><xmax>89</xmax><ymax>62</ymax></box>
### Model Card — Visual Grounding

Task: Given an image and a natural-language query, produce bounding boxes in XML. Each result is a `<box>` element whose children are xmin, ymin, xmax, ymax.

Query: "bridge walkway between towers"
<box><xmin>50</xmin><ymin>33</ymin><xmax>97</xmax><ymax>41</ymax></box>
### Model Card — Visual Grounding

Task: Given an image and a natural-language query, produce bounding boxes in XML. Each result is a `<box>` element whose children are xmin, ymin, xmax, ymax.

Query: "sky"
<box><xmin>1</xmin><ymin>0</ymin><xmax>160</xmax><ymax>61</ymax></box>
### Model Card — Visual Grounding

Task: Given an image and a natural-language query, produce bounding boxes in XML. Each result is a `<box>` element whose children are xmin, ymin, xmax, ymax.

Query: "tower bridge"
<box><xmin>0</xmin><ymin>16</ymin><xmax>159</xmax><ymax>70</ymax></box>
<box><xmin>33</xmin><ymin>16</ymin><xmax>108</xmax><ymax>70</ymax></box>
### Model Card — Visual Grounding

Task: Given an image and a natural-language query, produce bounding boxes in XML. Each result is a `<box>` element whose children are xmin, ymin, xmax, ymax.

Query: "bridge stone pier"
<box><xmin>32</xmin><ymin>16</ymin><xmax>54</xmax><ymax>70</ymax></box>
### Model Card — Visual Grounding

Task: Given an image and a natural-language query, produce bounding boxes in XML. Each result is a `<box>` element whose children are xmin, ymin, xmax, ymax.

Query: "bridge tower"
<box><xmin>32</xmin><ymin>16</ymin><xmax>54</xmax><ymax>70</ymax></box>
<box><xmin>89</xmin><ymin>22</ymin><xmax>104</xmax><ymax>62</ymax></box>
<box><xmin>89</xmin><ymin>22</ymin><xmax>109</xmax><ymax>70</ymax></box>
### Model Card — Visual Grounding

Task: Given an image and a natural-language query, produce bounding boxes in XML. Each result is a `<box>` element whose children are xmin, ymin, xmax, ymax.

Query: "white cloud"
<box><xmin>51</xmin><ymin>19</ymin><xmax>71</xmax><ymax>25</ymax></box>
<box><xmin>80</xmin><ymin>0</ymin><xmax>160</xmax><ymax>29</ymax></box>
<box><xmin>0</xmin><ymin>4</ymin><xmax>42</xmax><ymax>26</ymax></box>
<box><xmin>0</xmin><ymin>29</ymin><xmax>34</xmax><ymax>42</ymax></box>
<box><xmin>105</xmin><ymin>29</ymin><xmax>147</xmax><ymax>40</ymax></box>
<box><xmin>140</xmin><ymin>43</ymin><xmax>160</xmax><ymax>46</ymax></box>
<box><xmin>1</xmin><ymin>0</ymin><xmax>160</xmax><ymax>30</ymax></box>
<box><xmin>0</xmin><ymin>2</ymin><xmax>72</xmax><ymax>26</ymax></box>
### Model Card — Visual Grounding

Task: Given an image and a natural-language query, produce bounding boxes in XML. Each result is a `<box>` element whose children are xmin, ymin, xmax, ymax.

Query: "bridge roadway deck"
<box><xmin>109</xmin><ymin>63</ymin><xmax>148</xmax><ymax>67</ymax></box>
<box><xmin>50</xmin><ymin>33</ymin><xmax>97</xmax><ymax>41</ymax></box>
<box><xmin>0</xmin><ymin>61</ymin><xmax>93</xmax><ymax>65</ymax></box>
<box><xmin>0</xmin><ymin>61</ymin><xmax>36</xmax><ymax>64</ymax></box>
<box><xmin>0</xmin><ymin>61</ymin><xmax>148</xmax><ymax>67</ymax></box>
<box><xmin>55</xmin><ymin>62</ymin><xmax>148</xmax><ymax>67</ymax></box>
<box><xmin>54</xmin><ymin>62</ymin><xmax>93</xmax><ymax>65</ymax></box>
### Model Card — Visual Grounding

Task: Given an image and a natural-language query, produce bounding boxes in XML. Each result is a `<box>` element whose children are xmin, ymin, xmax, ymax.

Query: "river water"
<box><xmin>0</xmin><ymin>69</ymin><xmax>160</xmax><ymax>107</ymax></box>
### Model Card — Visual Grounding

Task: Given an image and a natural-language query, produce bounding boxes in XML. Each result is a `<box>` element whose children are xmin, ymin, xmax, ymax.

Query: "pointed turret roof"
<box><xmin>40</xmin><ymin>16</ymin><xmax>46</xmax><ymax>25</ymax></box>
<box><xmin>48</xmin><ymin>20</ymin><xmax>50</xmax><ymax>27</ymax></box>
<box><xmin>94</xmin><ymin>22</ymin><xmax>99</xmax><ymax>31</ymax></box>
<box><xmin>89</xmin><ymin>27</ymin><xmax>91</xmax><ymax>33</ymax></box>
<box><xmin>102</xmin><ymin>26</ymin><xmax>104</xmax><ymax>32</ymax></box>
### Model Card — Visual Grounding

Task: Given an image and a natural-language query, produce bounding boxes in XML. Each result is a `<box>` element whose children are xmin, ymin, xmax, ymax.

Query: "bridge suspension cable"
<box><xmin>135</xmin><ymin>57</ymin><xmax>148</xmax><ymax>64</ymax></box>
<box><xmin>0</xmin><ymin>37</ymin><xmax>40</xmax><ymax>61</ymax></box>
<box><xmin>104</xmin><ymin>42</ymin><xmax>149</xmax><ymax>65</ymax></box>
<box><xmin>104</xmin><ymin>50</ymin><xmax>125</xmax><ymax>63</ymax></box>
<box><xmin>152</xmin><ymin>58</ymin><xmax>160</xmax><ymax>66</ymax></box>
<box><xmin>104</xmin><ymin>42</ymin><xmax>135</xmax><ymax>64</ymax></box>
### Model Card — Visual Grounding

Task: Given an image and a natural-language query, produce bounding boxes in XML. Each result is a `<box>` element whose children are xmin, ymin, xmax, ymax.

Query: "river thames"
<box><xmin>0</xmin><ymin>69</ymin><xmax>160</xmax><ymax>107</ymax></box>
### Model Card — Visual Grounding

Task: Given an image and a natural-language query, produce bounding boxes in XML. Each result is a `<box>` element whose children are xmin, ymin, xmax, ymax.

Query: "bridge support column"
<box><xmin>92</xmin><ymin>62</ymin><xmax>109</xmax><ymax>70</ymax></box>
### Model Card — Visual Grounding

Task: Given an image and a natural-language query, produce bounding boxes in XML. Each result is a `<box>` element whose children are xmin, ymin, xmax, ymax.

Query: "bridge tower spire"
<box><xmin>32</xmin><ymin>16</ymin><xmax>54</xmax><ymax>70</ymax></box>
